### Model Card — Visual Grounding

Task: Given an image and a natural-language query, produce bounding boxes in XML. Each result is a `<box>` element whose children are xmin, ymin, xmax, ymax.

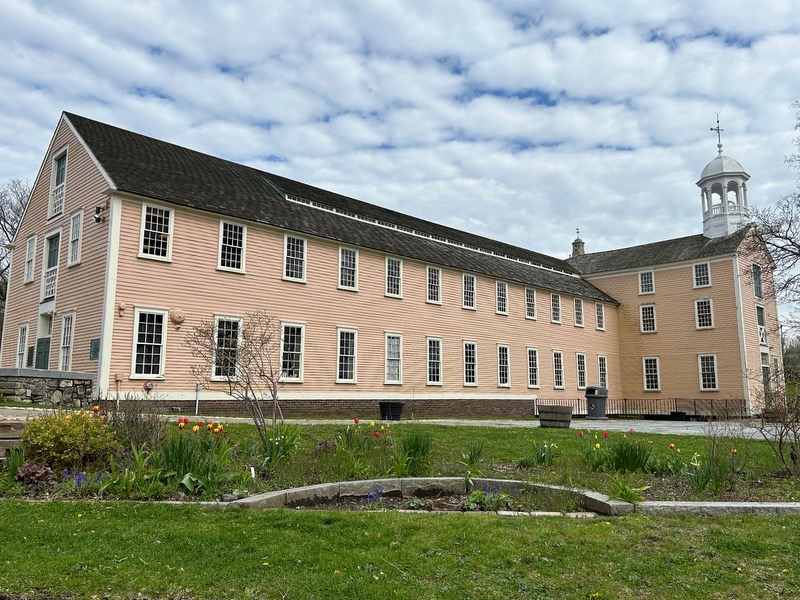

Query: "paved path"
<box><xmin>0</xmin><ymin>405</ymin><xmax>767</xmax><ymax>439</ymax></box>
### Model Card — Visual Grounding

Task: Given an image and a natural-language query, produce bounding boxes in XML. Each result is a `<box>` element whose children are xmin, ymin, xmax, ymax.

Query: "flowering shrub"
<box><xmin>22</xmin><ymin>410</ymin><xmax>120</xmax><ymax>470</ymax></box>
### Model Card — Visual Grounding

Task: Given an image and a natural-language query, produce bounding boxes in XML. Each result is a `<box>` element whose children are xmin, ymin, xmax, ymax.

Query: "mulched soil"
<box><xmin>291</xmin><ymin>492</ymin><xmax>475</xmax><ymax>512</ymax></box>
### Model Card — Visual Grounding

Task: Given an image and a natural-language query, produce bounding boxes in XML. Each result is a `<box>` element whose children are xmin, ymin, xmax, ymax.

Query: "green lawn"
<box><xmin>1</xmin><ymin>500</ymin><xmax>799</xmax><ymax>599</ymax></box>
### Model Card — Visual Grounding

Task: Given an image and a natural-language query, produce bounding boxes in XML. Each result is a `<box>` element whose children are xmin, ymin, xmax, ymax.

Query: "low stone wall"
<box><xmin>0</xmin><ymin>368</ymin><xmax>94</xmax><ymax>407</ymax></box>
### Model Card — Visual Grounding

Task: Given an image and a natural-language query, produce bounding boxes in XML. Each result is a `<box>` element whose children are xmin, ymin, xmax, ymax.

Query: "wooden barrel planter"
<box><xmin>538</xmin><ymin>405</ymin><xmax>573</xmax><ymax>428</ymax></box>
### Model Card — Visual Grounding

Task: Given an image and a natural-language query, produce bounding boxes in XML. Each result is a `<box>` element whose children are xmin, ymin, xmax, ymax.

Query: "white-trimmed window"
<box><xmin>525</xmin><ymin>288</ymin><xmax>537</xmax><ymax>319</ymax></box>
<box><xmin>337</xmin><ymin>328</ymin><xmax>357</xmax><ymax>383</ymax></box>
<box><xmin>576</xmin><ymin>352</ymin><xmax>587</xmax><ymax>389</ymax></box>
<box><xmin>212</xmin><ymin>316</ymin><xmax>241</xmax><ymax>380</ymax></box>
<box><xmin>462</xmin><ymin>274</ymin><xmax>476</xmax><ymax>309</ymax></box>
<box><xmin>218</xmin><ymin>221</ymin><xmax>245</xmax><ymax>272</ymax></box>
<box><xmin>280</xmin><ymin>322</ymin><xmax>305</xmax><ymax>382</ymax></box>
<box><xmin>16</xmin><ymin>323</ymin><xmax>28</xmax><ymax>369</ymax></box>
<box><xmin>24</xmin><ymin>235</ymin><xmax>36</xmax><ymax>283</ymax></box>
<box><xmin>339</xmin><ymin>247</ymin><xmax>358</xmax><ymax>290</ymax></box>
<box><xmin>463</xmin><ymin>340</ymin><xmax>477</xmax><ymax>386</ymax></box>
<box><xmin>699</xmin><ymin>354</ymin><xmax>718</xmax><ymax>391</ymax></box>
<box><xmin>598</xmin><ymin>355</ymin><xmax>608</xmax><ymax>388</ymax></box>
<box><xmin>283</xmin><ymin>235</ymin><xmax>306</xmax><ymax>281</ymax></box>
<box><xmin>574</xmin><ymin>298</ymin><xmax>584</xmax><ymax>327</ymax></box>
<box><xmin>757</xmin><ymin>305</ymin><xmax>768</xmax><ymax>346</ymax></box>
<box><xmin>385</xmin><ymin>257</ymin><xmax>402</xmax><ymax>297</ymax></box>
<box><xmin>41</xmin><ymin>230</ymin><xmax>60</xmax><ymax>302</ymax></box>
<box><xmin>752</xmin><ymin>264</ymin><xmax>763</xmax><ymax>299</ymax></box>
<box><xmin>497</xmin><ymin>344</ymin><xmax>510</xmax><ymax>387</ymax></box>
<box><xmin>595</xmin><ymin>303</ymin><xmax>605</xmax><ymax>330</ymax></box>
<box><xmin>552</xmin><ymin>350</ymin><xmax>564</xmax><ymax>389</ymax></box>
<box><xmin>427</xmin><ymin>267</ymin><xmax>441</xmax><ymax>304</ymax></box>
<box><xmin>427</xmin><ymin>337</ymin><xmax>442</xmax><ymax>385</ymax></box>
<box><xmin>132</xmin><ymin>308</ymin><xmax>167</xmax><ymax>378</ymax></box>
<box><xmin>643</xmin><ymin>357</ymin><xmax>660</xmax><ymax>391</ymax></box>
<box><xmin>140</xmin><ymin>205</ymin><xmax>173</xmax><ymax>260</ymax></box>
<box><xmin>59</xmin><ymin>312</ymin><xmax>75</xmax><ymax>371</ymax></box>
<box><xmin>496</xmin><ymin>281</ymin><xmax>508</xmax><ymax>315</ymax></box>
<box><xmin>695</xmin><ymin>298</ymin><xmax>714</xmax><ymax>329</ymax></box>
<box><xmin>640</xmin><ymin>304</ymin><xmax>656</xmax><ymax>333</ymax></box>
<box><xmin>49</xmin><ymin>150</ymin><xmax>67</xmax><ymax>218</ymax></box>
<box><xmin>385</xmin><ymin>333</ymin><xmax>402</xmax><ymax>384</ymax></box>
<box><xmin>639</xmin><ymin>271</ymin><xmax>654</xmax><ymax>294</ymax></box>
<box><xmin>68</xmin><ymin>211</ymin><xmax>82</xmax><ymax>266</ymax></box>
<box><xmin>550</xmin><ymin>293</ymin><xmax>561</xmax><ymax>324</ymax></box>
<box><xmin>693</xmin><ymin>262</ymin><xmax>711</xmax><ymax>287</ymax></box>
<box><xmin>527</xmin><ymin>347</ymin><xmax>539</xmax><ymax>388</ymax></box>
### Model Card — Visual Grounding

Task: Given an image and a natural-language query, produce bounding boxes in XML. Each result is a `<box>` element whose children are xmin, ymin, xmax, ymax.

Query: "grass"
<box><xmin>0</xmin><ymin>499</ymin><xmax>799</xmax><ymax>599</ymax></box>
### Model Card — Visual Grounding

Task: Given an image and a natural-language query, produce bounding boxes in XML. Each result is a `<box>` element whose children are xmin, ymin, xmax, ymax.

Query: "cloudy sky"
<box><xmin>1</xmin><ymin>0</ymin><xmax>799</xmax><ymax>262</ymax></box>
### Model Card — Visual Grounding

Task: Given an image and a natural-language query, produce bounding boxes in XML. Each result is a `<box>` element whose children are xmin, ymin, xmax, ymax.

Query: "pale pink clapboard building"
<box><xmin>0</xmin><ymin>113</ymin><xmax>783</xmax><ymax>417</ymax></box>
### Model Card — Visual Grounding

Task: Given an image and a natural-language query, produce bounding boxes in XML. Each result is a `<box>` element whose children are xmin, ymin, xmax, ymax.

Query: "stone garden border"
<box><xmin>228</xmin><ymin>476</ymin><xmax>800</xmax><ymax>516</ymax></box>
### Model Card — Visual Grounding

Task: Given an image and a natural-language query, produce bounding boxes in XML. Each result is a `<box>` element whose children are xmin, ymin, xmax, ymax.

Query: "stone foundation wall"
<box><xmin>0</xmin><ymin>369</ymin><xmax>95</xmax><ymax>407</ymax></box>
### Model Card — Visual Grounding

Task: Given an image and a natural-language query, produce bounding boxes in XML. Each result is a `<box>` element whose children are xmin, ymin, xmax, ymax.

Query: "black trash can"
<box><xmin>585</xmin><ymin>386</ymin><xmax>608</xmax><ymax>420</ymax></box>
<box><xmin>379</xmin><ymin>401</ymin><xmax>404</xmax><ymax>421</ymax></box>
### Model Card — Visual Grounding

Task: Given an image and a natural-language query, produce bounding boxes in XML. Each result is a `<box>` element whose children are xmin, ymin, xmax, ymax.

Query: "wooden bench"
<box><xmin>0</xmin><ymin>421</ymin><xmax>25</xmax><ymax>458</ymax></box>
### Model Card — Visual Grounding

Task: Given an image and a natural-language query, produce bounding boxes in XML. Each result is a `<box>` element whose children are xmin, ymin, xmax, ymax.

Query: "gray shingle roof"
<box><xmin>65</xmin><ymin>112</ymin><xmax>617</xmax><ymax>304</ymax></box>
<box><xmin>567</xmin><ymin>229</ymin><xmax>750</xmax><ymax>275</ymax></box>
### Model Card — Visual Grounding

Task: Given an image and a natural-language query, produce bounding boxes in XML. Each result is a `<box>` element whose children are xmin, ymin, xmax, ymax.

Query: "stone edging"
<box><xmin>227</xmin><ymin>476</ymin><xmax>800</xmax><ymax>516</ymax></box>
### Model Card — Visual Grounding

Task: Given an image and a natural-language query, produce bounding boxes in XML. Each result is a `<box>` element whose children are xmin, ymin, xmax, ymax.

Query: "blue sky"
<box><xmin>1</xmin><ymin>0</ymin><xmax>799</xmax><ymax>265</ymax></box>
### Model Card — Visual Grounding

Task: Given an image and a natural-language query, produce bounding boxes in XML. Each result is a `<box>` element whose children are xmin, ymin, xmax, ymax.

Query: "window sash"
<box><xmin>639</xmin><ymin>271</ymin><xmax>654</xmax><ymax>294</ymax></box>
<box><xmin>640</xmin><ymin>305</ymin><xmax>656</xmax><ymax>332</ymax></box>
<box><xmin>462</xmin><ymin>274</ymin><xmax>476</xmax><ymax>309</ymax></box>
<box><xmin>17</xmin><ymin>324</ymin><xmax>28</xmax><ymax>369</ymax></box>
<box><xmin>496</xmin><ymin>281</ymin><xmax>507</xmax><ymax>314</ymax></box>
<box><xmin>284</xmin><ymin>236</ymin><xmax>306</xmax><ymax>280</ymax></box>
<box><xmin>463</xmin><ymin>341</ymin><xmax>477</xmax><ymax>385</ymax></box>
<box><xmin>595</xmin><ymin>303</ymin><xmax>605</xmax><ymax>330</ymax></box>
<box><xmin>219</xmin><ymin>222</ymin><xmax>244</xmax><ymax>271</ymax></box>
<box><xmin>550</xmin><ymin>294</ymin><xmax>561</xmax><ymax>323</ymax></box>
<box><xmin>753</xmin><ymin>265</ymin><xmax>763</xmax><ymax>298</ymax></box>
<box><xmin>576</xmin><ymin>353</ymin><xmax>587</xmax><ymax>389</ymax></box>
<box><xmin>141</xmin><ymin>206</ymin><xmax>172</xmax><ymax>258</ymax></box>
<box><xmin>385</xmin><ymin>334</ymin><xmax>402</xmax><ymax>383</ymax></box>
<box><xmin>386</xmin><ymin>258</ymin><xmax>402</xmax><ymax>296</ymax></box>
<box><xmin>694</xmin><ymin>263</ymin><xmax>710</xmax><ymax>287</ymax></box>
<box><xmin>643</xmin><ymin>357</ymin><xmax>659</xmax><ymax>391</ymax></box>
<box><xmin>497</xmin><ymin>345</ymin><xmax>510</xmax><ymax>387</ymax></box>
<box><xmin>695</xmin><ymin>299</ymin><xmax>713</xmax><ymax>328</ymax></box>
<box><xmin>24</xmin><ymin>236</ymin><xmax>35</xmax><ymax>282</ymax></box>
<box><xmin>552</xmin><ymin>351</ymin><xmax>564</xmax><ymax>388</ymax></box>
<box><xmin>339</xmin><ymin>248</ymin><xmax>358</xmax><ymax>289</ymax></box>
<box><xmin>59</xmin><ymin>313</ymin><xmax>74</xmax><ymax>371</ymax></box>
<box><xmin>699</xmin><ymin>355</ymin><xmax>718</xmax><ymax>390</ymax></box>
<box><xmin>427</xmin><ymin>338</ymin><xmax>442</xmax><ymax>385</ymax></box>
<box><xmin>337</xmin><ymin>329</ymin><xmax>357</xmax><ymax>382</ymax></box>
<box><xmin>574</xmin><ymin>298</ymin><xmax>584</xmax><ymax>326</ymax></box>
<box><xmin>68</xmin><ymin>212</ymin><xmax>81</xmax><ymax>265</ymax></box>
<box><xmin>598</xmin><ymin>355</ymin><xmax>608</xmax><ymax>388</ymax></box>
<box><xmin>212</xmin><ymin>317</ymin><xmax>240</xmax><ymax>379</ymax></box>
<box><xmin>525</xmin><ymin>288</ymin><xmax>536</xmax><ymax>319</ymax></box>
<box><xmin>281</xmin><ymin>324</ymin><xmax>304</xmax><ymax>381</ymax></box>
<box><xmin>527</xmin><ymin>347</ymin><xmax>539</xmax><ymax>387</ymax></box>
<box><xmin>427</xmin><ymin>267</ymin><xmax>441</xmax><ymax>303</ymax></box>
<box><xmin>134</xmin><ymin>311</ymin><xmax>165</xmax><ymax>376</ymax></box>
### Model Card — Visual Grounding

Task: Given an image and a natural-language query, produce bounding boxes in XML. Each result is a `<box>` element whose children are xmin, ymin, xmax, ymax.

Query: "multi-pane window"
<box><xmin>219</xmin><ymin>222</ymin><xmax>245</xmax><ymax>271</ymax></box>
<box><xmin>50</xmin><ymin>152</ymin><xmax>66</xmax><ymax>217</ymax></box>
<box><xmin>693</xmin><ymin>262</ymin><xmax>710</xmax><ymax>287</ymax></box>
<box><xmin>695</xmin><ymin>299</ymin><xmax>714</xmax><ymax>329</ymax></box>
<box><xmin>576</xmin><ymin>353</ymin><xmax>587</xmax><ymax>389</ymax></box>
<box><xmin>598</xmin><ymin>355</ymin><xmax>608</xmax><ymax>388</ymax></box>
<box><xmin>525</xmin><ymin>288</ymin><xmax>537</xmax><ymax>319</ymax></box>
<box><xmin>497</xmin><ymin>344</ymin><xmax>510</xmax><ymax>387</ymax></box>
<box><xmin>640</xmin><ymin>305</ymin><xmax>656</xmax><ymax>333</ymax></box>
<box><xmin>462</xmin><ymin>274</ymin><xmax>476</xmax><ymax>309</ymax></box>
<box><xmin>339</xmin><ymin>247</ymin><xmax>358</xmax><ymax>290</ymax></box>
<box><xmin>699</xmin><ymin>354</ymin><xmax>718</xmax><ymax>390</ymax></box>
<box><xmin>550</xmin><ymin>294</ymin><xmax>561</xmax><ymax>323</ymax></box>
<box><xmin>496</xmin><ymin>281</ymin><xmax>508</xmax><ymax>314</ymax></box>
<box><xmin>337</xmin><ymin>328</ymin><xmax>357</xmax><ymax>383</ymax></box>
<box><xmin>284</xmin><ymin>236</ymin><xmax>306</xmax><ymax>281</ymax></box>
<box><xmin>552</xmin><ymin>350</ymin><xmax>564</xmax><ymax>389</ymax></box>
<box><xmin>385</xmin><ymin>334</ymin><xmax>402</xmax><ymax>384</ymax></box>
<box><xmin>24</xmin><ymin>235</ymin><xmax>35</xmax><ymax>282</ymax></box>
<box><xmin>595</xmin><ymin>303</ymin><xmax>605</xmax><ymax>330</ymax></box>
<box><xmin>527</xmin><ymin>347</ymin><xmax>539</xmax><ymax>388</ymax></box>
<box><xmin>212</xmin><ymin>317</ymin><xmax>240</xmax><ymax>380</ymax></box>
<box><xmin>17</xmin><ymin>324</ymin><xmax>28</xmax><ymax>369</ymax></box>
<box><xmin>280</xmin><ymin>323</ymin><xmax>304</xmax><ymax>381</ymax></box>
<box><xmin>463</xmin><ymin>341</ymin><xmax>477</xmax><ymax>386</ymax></box>
<box><xmin>427</xmin><ymin>337</ymin><xmax>442</xmax><ymax>385</ymax></box>
<box><xmin>574</xmin><ymin>298</ymin><xmax>584</xmax><ymax>327</ymax></box>
<box><xmin>753</xmin><ymin>264</ymin><xmax>763</xmax><ymax>298</ymax></box>
<box><xmin>140</xmin><ymin>205</ymin><xmax>172</xmax><ymax>259</ymax></box>
<box><xmin>427</xmin><ymin>267</ymin><xmax>441</xmax><ymax>304</ymax></box>
<box><xmin>643</xmin><ymin>357</ymin><xmax>660</xmax><ymax>391</ymax></box>
<box><xmin>68</xmin><ymin>212</ymin><xmax>82</xmax><ymax>265</ymax></box>
<box><xmin>386</xmin><ymin>257</ymin><xmax>402</xmax><ymax>297</ymax></box>
<box><xmin>59</xmin><ymin>313</ymin><xmax>74</xmax><ymax>371</ymax></box>
<box><xmin>757</xmin><ymin>305</ymin><xmax>768</xmax><ymax>346</ymax></box>
<box><xmin>133</xmin><ymin>310</ymin><xmax>166</xmax><ymax>377</ymax></box>
<box><xmin>639</xmin><ymin>271</ymin><xmax>654</xmax><ymax>294</ymax></box>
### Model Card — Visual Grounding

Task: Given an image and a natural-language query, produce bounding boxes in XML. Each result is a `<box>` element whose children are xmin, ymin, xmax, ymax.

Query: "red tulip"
<box><xmin>669</xmin><ymin>443</ymin><xmax>675</xmax><ymax>450</ymax></box>
<box><xmin>92</xmin><ymin>406</ymin><xmax>100</xmax><ymax>414</ymax></box>
<box><xmin>578</xmin><ymin>430</ymin><xmax>584</xmax><ymax>437</ymax></box>
<box><xmin>354</xmin><ymin>418</ymin><xmax>360</xmax><ymax>424</ymax></box>
<box><xmin>373</xmin><ymin>431</ymin><xmax>380</xmax><ymax>438</ymax></box>
<box><xmin>603</xmin><ymin>431</ymin><xmax>609</xmax><ymax>438</ymax></box>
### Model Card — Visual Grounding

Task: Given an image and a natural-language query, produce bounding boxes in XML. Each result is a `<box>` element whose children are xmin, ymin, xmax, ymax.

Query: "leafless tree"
<box><xmin>0</xmin><ymin>178</ymin><xmax>31</xmax><ymax>282</ymax></box>
<box><xmin>184</xmin><ymin>310</ymin><xmax>284</xmax><ymax>452</ymax></box>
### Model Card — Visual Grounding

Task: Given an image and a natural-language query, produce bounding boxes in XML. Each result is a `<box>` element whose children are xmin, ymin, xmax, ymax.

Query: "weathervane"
<box><xmin>710</xmin><ymin>113</ymin><xmax>723</xmax><ymax>153</ymax></box>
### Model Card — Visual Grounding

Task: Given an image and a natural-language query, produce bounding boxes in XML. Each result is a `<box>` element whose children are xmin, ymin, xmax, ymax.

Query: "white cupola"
<box><xmin>696</xmin><ymin>136</ymin><xmax>750</xmax><ymax>239</ymax></box>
